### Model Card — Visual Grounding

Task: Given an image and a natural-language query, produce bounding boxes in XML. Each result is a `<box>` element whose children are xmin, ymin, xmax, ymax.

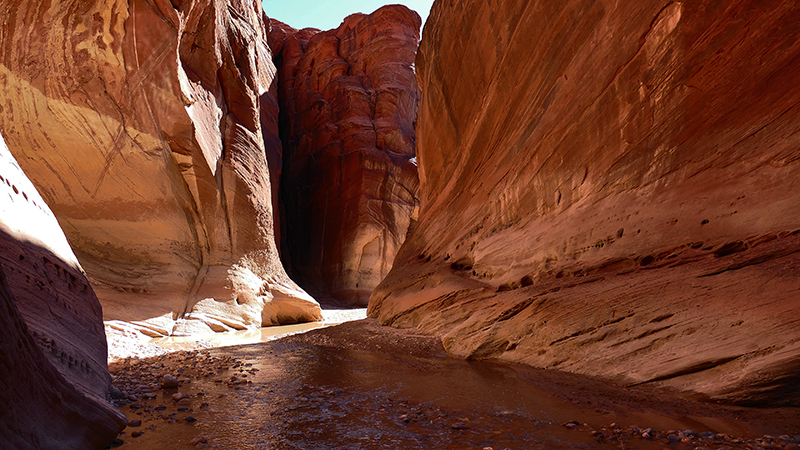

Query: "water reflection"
<box><xmin>119</xmin><ymin>341</ymin><xmax>769</xmax><ymax>449</ymax></box>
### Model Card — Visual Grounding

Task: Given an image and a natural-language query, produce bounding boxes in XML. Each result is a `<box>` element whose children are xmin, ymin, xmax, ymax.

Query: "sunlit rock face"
<box><xmin>268</xmin><ymin>5</ymin><xmax>421</xmax><ymax>306</ymax></box>
<box><xmin>370</xmin><ymin>0</ymin><xmax>800</xmax><ymax>405</ymax></box>
<box><xmin>0</xmin><ymin>133</ymin><xmax>125</xmax><ymax>449</ymax></box>
<box><xmin>0</xmin><ymin>0</ymin><xmax>321</xmax><ymax>334</ymax></box>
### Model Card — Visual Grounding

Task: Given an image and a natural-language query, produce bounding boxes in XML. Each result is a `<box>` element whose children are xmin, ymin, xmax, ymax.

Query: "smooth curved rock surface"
<box><xmin>269</xmin><ymin>5</ymin><xmax>421</xmax><ymax>305</ymax></box>
<box><xmin>0</xmin><ymin>133</ymin><xmax>125</xmax><ymax>449</ymax></box>
<box><xmin>0</xmin><ymin>0</ymin><xmax>321</xmax><ymax>333</ymax></box>
<box><xmin>370</xmin><ymin>0</ymin><xmax>800</xmax><ymax>405</ymax></box>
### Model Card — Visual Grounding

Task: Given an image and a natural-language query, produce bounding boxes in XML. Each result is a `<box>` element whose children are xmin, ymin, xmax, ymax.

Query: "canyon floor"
<box><xmin>106</xmin><ymin>319</ymin><xmax>800</xmax><ymax>450</ymax></box>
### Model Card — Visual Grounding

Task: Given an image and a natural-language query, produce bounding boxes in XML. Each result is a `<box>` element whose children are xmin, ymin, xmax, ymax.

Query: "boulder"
<box><xmin>0</xmin><ymin>0</ymin><xmax>321</xmax><ymax>332</ymax></box>
<box><xmin>269</xmin><ymin>5</ymin><xmax>421</xmax><ymax>305</ymax></box>
<box><xmin>0</xmin><ymin>132</ymin><xmax>125</xmax><ymax>449</ymax></box>
<box><xmin>370</xmin><ymin>0</ymin><xmax>800</xmax><ymax>405</ymax></box>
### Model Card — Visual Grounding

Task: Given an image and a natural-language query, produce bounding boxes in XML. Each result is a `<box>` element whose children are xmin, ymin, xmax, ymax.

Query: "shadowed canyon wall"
<box><xmin>370</xmin><ymin>0</ymin><xmax>800</xmax><ymax>405</ymax></box>
<box><xmin>268</xmin><ymin>6</ymin><xmax>421</xmax><ymax>305</ymax></box>
<box><xmin>0</xmin><ymin>133</ymin><xmax>125</xmax><ymax>448</ymax></box>
<box><xmin>0</xmin><ymin>0</ymin><xmax>321</xmax><ymax>335</ymax></box>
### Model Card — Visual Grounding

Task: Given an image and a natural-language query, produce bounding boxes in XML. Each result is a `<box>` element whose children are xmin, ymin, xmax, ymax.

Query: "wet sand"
<box><xmin>107</xmin><ymin>319</ymin><xmax>800</xmax><ymax>449</ymax></box>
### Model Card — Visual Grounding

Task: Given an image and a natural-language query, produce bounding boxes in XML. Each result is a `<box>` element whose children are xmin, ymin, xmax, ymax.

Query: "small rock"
<box><xmin>131</xmin><ymin>431</ymin><xmax>144</xmax><ymax>438</ymax></box>
<box><xmin>127</xmin><ymin>419</ymin><xmax>142</xmax><ymax>427</ymax></box>
<box><xmin>109</xmin><ymin>386</ymin><xmax>122</xmax><ymax>399</ymax></box>
<box><xmin>190</xmin><ymin>436</ymin><xmax>208</xmax><ymax>445</ymax></box>
<box><xmin>161</xmin><ymin>375</ymin><xmax>180</xmax><ymax>389</ymax></box>
<box><xmin>668</xmin><ymin>434</ymin><xmax>681</xmax><ymax>443</ymax></box>
<box><xmin>109</xmin><ymin>437</ymin><xmax>124</xmax><ymax>447</ymax></box>
<box><xmin>155</xmin><ymin>405</ymin><xmax>167</xmax><ymax>411</ymax></box>
<box><xmin>185</xmin><ymin>416</ymin><xmax>197</xmax><ymax>423</ymax></box>
<box><xmin>450</xmin><ymin>422</ymin><xmax>469</xmax><ymax>430</ymax></box>
<box><xmin>177</xmin><ymin>407</ymin><xmax>189</xmax><ymax>412</ymax></box>
<box><xmin>700</xmin><ymin>432</ymin><xmax>717</xmax><ymax>439</ymax></box>
<box><xmin>172</xmin><ymin>393</ymin><xmax>185</xmax><ymax>401</ymax></box>
<box><xmin>642</xmin><ymin>432</ymin><xmax>651</xmax><ymax>439</ymax></box>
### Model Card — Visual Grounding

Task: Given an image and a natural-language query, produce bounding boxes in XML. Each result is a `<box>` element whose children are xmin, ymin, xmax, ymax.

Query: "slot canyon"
<box><xmin>0</xmin><ymin>0</ymin><xmax>799</xmax><ymax>449</ymax></box>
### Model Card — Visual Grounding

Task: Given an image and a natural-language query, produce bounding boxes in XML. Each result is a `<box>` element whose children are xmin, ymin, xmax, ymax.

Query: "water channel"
<box><xmin>113</xmin><ymin>320</ymin><xmax>792</xmax><ymax>450</ymax></box>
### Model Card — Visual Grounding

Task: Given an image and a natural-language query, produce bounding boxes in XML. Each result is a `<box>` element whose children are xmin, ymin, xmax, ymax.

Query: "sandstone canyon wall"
<box><xmin>268</xmin><ymin>6</ymin><xmax>421</xmax><ymax>305</ymax></box>
<box><xmin>0</xmin><ymin>0</ymin><xmax>321</xmax><ymax>335</ymax></box>
<box><xmin>0</xmin><ymin>133</ymin><xmax>125</xmax><ymax>449</ymax></box>
<box><xmin>370</xmin><ymin>0</ymin><xmax>800</xmax><ymax>405</ymax></box>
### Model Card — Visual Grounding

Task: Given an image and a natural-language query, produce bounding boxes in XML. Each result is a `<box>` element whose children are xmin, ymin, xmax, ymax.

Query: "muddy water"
<box><xmin>117</xmin><ymin>340</ymin><xmax>764</xmax><ymax>450</ymax></box>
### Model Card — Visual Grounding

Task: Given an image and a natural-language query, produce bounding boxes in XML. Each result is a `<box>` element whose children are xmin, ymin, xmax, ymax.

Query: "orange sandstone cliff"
<box><xmin>0</xmin><ymin>0</ymin><xmax>321</xmax><ymax>335</ymax></box>
<box><xmin>0</xmin><ymin>133</ymin><xmax>125</xmax><ymax>448</ymax></box>
<box><xmin>370</xmin><ymin>0</ymin><xmax>800</xmax><ymax>405</ymax></box>
<box><xmin>268</xmin><ymin>6</ymin><xmax>421</xmax><ymax>305</ymax></box>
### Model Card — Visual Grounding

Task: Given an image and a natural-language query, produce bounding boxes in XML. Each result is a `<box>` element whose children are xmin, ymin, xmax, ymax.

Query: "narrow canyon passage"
<box><xmin>106</xmin><ymin>321</ymin><xmax>800</xmax><ymax>450</ymax></box>
<box><xmin>2</xmin><ymin>0</ymin><xmax>800</xmax><ymax>448</ymax></box>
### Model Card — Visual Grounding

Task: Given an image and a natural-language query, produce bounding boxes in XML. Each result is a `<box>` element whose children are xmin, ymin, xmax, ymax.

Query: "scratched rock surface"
<box><xmin>0</xmin><ymin>0</ymin><xmax>321</xmax><ymax>334</ymax></box>
<box><xmin>269</xmin><ymin>5</ymin><xmax>421</xmax><ymax>305</ymax></box>
<box><xmin>370</xmin><ymin>0</ymin><xmax>800</xmax><ymax>405</ymax></box>
<box><xmin>0</xmin><ymin>133</ymin><xmax>125</xmax><ymax>449</ymax></box>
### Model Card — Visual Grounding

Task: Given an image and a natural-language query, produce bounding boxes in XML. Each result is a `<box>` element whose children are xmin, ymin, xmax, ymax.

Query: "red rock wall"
<box><xmin>0</xmin><ymin>0</ymin><xmax>321</xmax><ymax>334</ymax></box>
<box><xmin>269</xmin><ymin>6</ymin><xmax>421</xmax><ymax>305</ymax></box>
<box><xmin>0</xmin><ymin>133</ymin><xmax>125</xmax><ymax>448</ymax></box>
<box><xmin>370</xmin><ymin>0</ymin><xmax>800</xmax><ymax>405</ymax></box>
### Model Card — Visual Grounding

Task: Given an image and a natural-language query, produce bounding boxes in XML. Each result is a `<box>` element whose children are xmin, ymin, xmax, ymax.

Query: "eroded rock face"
<box><xmin>370</xmin><ymin>0</ymin><xmax>800</xmax><ymax>405</ymax></box>
<box><xmin>0</xmin><ymin>133</ymin><xmax>125</xmax><ymax>449</ymax></box>
<box><xmin>269</xmin><ymin>6</ymin><xmax>421</xmax><ymax>305</ymax></box>
<box><xmin>0</xmin><ymin>0</ymin><xmax>321</xmax><ymax>334</ymax></box>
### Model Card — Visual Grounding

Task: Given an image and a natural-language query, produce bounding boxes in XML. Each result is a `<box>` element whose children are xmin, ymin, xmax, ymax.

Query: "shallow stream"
<box><xmin>115</xmin><ymin>336</ymin><xmax>774</xmax><ymax>450</ymax></box>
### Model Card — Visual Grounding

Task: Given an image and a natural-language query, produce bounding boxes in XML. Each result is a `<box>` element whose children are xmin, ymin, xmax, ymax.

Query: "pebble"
<box><xmin>130</xmin><ymin>431</ymin><xmax>144</xmax><ymax>438</ymax></box>
<box><xmin>185</xmin><ymin>416</ymin><xmax>197</xmax><ymax>423</ymax></box>
<box><xmin>190</xmin><ymin>436</ymin><xmax>208</xmax><ymax>445</ymax></box>
<box><xmin>127</xmin><ymin>419</ymin><xmax>142</xmax><ymax>427</ymax></box>
<box><xmin>109</xmin><ymin>386</ymin><xmax>122</xmax><ymax>399</ymax></box>
<box><xmin>700</xmin><ymin>431</ymin><xmax>716</xmax><ymax>439</ymax></box>
<box><xmin>172</xmin><ymin>392</ymin><xmax>185</xmax><ymax>401</ymax></box>
<box><xmin>162</xmin><ymin>375</ymin><xmax>180</xmax><ymax>389</ymax></box>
